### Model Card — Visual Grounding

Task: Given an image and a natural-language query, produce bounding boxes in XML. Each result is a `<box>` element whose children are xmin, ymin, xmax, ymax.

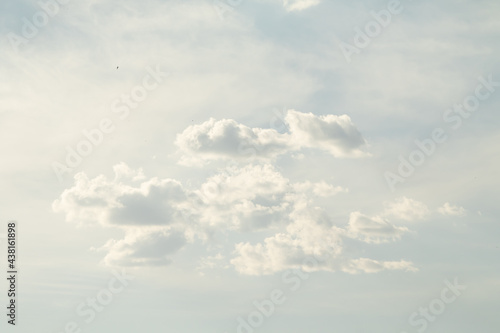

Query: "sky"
<box><xmin>1</xmin><ymin>0</ymin><xmax>499</xmax><ymax>332</ymax></box>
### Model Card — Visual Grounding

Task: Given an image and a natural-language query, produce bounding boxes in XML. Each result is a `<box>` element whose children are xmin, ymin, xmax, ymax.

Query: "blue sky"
<box><xmin>1</xmin><ymin>0</ymin><xmax>499</xmax><ymax>332</ymax></box>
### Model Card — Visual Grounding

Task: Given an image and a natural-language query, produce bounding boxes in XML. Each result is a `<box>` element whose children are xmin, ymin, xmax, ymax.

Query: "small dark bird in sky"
<box><xmin>116</xmin><ymin>66</ymin><xmax>119</xmax><ymax>69</ymax></box>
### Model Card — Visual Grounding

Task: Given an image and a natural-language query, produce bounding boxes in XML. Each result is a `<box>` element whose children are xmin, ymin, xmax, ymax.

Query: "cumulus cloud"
<box><xmin>229</xmin><ymin>196</ymin><xmax>428</xmax><ymax>275</ymax></box>
<box><xmin>285</xmin><ymin>110</ymin><xmax>367</xmax><ymax>158</ymax></box>
<box><xmin>52</xmin><ymin>163</ymin><xmax>188</xmax><ymax>227</ymax></box>
<box><xmin>231</xmin><ymin>210</ymin><xmax>343</xmax><ymax>275</ymax></box>
<box><xmin>53</xmin><ymin>161</ymin><xmax>427</xmax><ymax>275</ymax></box>
<box><xmin>195</xmin><ymin>164</ymin><xmax>293</xmax><ymax>231</ymax></box>
<box><xmin>53</xmin><ymin>163</ymin><xmax>347</xmax><ymax>268</ymax></box>
<box><xmin>175</xmin><ymin>110</ymin><xmax>368</xmax><ymax>165</ymax></box>
<box><xmin>383</xmin><ymin>197</ymin><xmax>430</xmax><ymax>222</ymax></box>
<box><xmin>53</xmin><ymin>163</ymin><xmax>418</xmax><ymax>274</ymax></box>
<box><xmin>438</xmin><ymin>203</ymin><xmax>467</xmax><ymax>217</ymax></box>
<box><xmin>53</xmin><ymin>163</ymin><xmax>343</xmax><ymax>232</ymax></box>
<box><xmin>230</xmin><ymin>207</ymin><xmax>416</xmax><ymax>275</ymax></box>
<box><xmin>175</xmin><ymin>118</ymin><xmax>291</xmax><ymax>166</ymax></box>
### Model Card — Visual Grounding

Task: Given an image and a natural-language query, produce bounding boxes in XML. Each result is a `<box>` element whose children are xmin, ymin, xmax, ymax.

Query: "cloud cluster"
<box><xmin>53</xmin><ymin>163</ymin><xmax>310</xmax><ymax>233</ymax></box>
<box><xmin>52</xmin><ymin>112</ymin><xmax>431</xmax><ymax>276</ymax></box>
<box><xmin>53</xmin><ymin>161</ymin><xmax>421</xmax><ymax>275</ymax></box>
<box><xmin>231</xmin><ymin>207</ymin><xmax>416</xmax><ymax>275</ymax></box>
<box><xmin>54</xmin><ymin>163</ymin><xmax>351</xmax><ymax>269</ymax></box>
<box><xmin>175</xmin><ymin>110</ymin><xmax>368</xmax><ymax>166</ymax></box>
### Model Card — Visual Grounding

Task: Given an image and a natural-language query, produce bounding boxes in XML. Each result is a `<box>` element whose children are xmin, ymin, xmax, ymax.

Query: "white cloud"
<box><xmin>195</xmin><ymin>165</ymin><xmax>350</xmax><ymax>232</ymax></box>
<box><xmin>292</xmin><ymin>181</ymin><xmax>346</xmax><ymax>197</ymax></box>
<box><xmin>175</xmin><ymin>110</ymin><xmax>368</xmax><ymax>165</ymax></box>
<box><xmin>285</xmin><ymin>110</ymin><xmax>368</xmax><ymax>158</ymax></box>
<box><xmin>342</xmin><ymin>258</ymin><xmax>418</xmax><ymax>274</ymax></box>
<box><xmin>283</xmin><ymin>0</ymin><xmax>321</xmax><ymax>12</ymax></box>
<box><xmin>53</xmin><ymin>163</ymin><xmax>344</xmax><ymax>232</ymax></box>
<box><xmin>438</xmin><ymin>202</ymin><xmax>467</xmax><ymax>217</ymax></box>
<box><xmin>231</xmin><ymin>211</ymin><xmax>343</xmax><ymax>275</ymax></box>
<box><xmin>53</xmin><ymin>163</ymin><xmax>348</xmax><ymax>268</ymax></box>
<box><xmin>175</xmin><ymin>118</ymin><xmax>291</xmax><ymax>166</ymax></box>
<box><xmin>347</xmin><ymin>212</ymin><xmax>409</xmax><ymax>244</ymax></box>
<box><xmin>53</xmin><ymin>163</ymin><xmax>417</xmax><ymax>274</ymax></box>
<box><xmin>383</xmin><ymin>197</ymin><xmax>430</xmax><ymax>222</ymax></box>
<box><xmin>194</xmin><ymin>164</ymin><xmax>293</xmax><ymax>231</ymax></box>
<box><xmin>230</xmin><ymin>207</ymin><xmax>416</xmax><ymax>275</ymax></box>
<box><xmin>96</xmin><ymin>227</ymin><xmax>188</xmax><ymax>267</ymax></box>
<box><xmin>52</xmin><ymin>168</ymin><xmax>188</xmax><ymax>227</ymax></box>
